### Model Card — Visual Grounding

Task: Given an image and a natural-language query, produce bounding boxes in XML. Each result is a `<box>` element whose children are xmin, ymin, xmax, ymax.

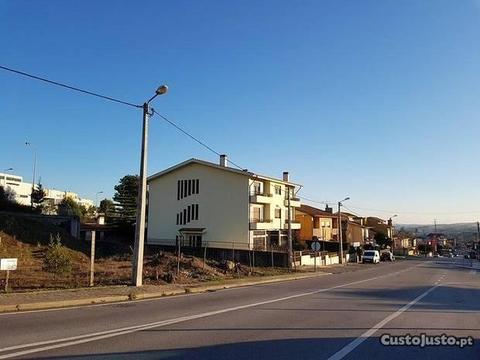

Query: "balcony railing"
<box><xmin>250</xmin><ymin>190</ymin><xmax>273</xmax><ymax>197</ymax></box>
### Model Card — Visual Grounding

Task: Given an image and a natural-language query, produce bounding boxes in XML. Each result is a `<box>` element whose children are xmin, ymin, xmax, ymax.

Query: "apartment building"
<box><xmin>0</xmin><ymin>172</ymin><xmax>94</xmax><ymax>209</ymax></box>
<box><xmin>147</xmin><ymin>156</ymin><xmax>301</xmax><ymax>253</ymax></box>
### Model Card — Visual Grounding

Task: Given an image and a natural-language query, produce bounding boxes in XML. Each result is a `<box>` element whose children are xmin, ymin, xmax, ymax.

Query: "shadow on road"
<box><xmin>24</xmin><ymin>336</ymin><xmax>479</xmax><ymax>360</ymax></box>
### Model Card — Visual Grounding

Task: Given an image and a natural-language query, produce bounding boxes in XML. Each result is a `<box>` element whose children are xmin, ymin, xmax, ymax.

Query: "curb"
<box><xmin>0</xmin><ymin>272</ymin><xmax>328</xmax><ymax>313</ymax></box>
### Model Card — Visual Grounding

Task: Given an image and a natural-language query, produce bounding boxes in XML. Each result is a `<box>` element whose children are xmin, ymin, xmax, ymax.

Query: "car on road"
<box><xmin>363</xmin><ymin>250</ymin><xmax>380</xmax><ymax>264</ymax></box>
<box><xmin>380</xmin><ymin>252</ymin><xmax>395</xmax><ymax>262</ymax></box>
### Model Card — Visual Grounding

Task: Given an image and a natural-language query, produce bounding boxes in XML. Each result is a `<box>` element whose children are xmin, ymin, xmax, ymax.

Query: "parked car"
<box><xmin>380</xmin><ymin>252</ymin><xmax>395</xmax><ymax>262</ymax></box>
<box><xmin>363</xmin><ymin>250</ymin><xmax>380</xmax><ymax>264</ymax></box>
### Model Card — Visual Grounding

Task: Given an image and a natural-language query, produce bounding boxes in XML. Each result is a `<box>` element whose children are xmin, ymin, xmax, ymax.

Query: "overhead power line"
<box><xmin>0</xmin><ymin>65</ymin><xmax>141</xmax><ymax>108</ymax></box>
<box><xmin>151</xmin><ymin>109</ymin><xmax>247</xmax><ymax>171</ymax></box>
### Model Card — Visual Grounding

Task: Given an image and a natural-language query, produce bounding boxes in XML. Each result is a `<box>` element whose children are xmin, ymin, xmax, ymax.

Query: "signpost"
<box><xmin>1</xmin><ymin>258</ymin><xmax>17</xmax><ymax>292</ymax></box>
<box><xmin>311</xmin><ymin>241</ymin><xmax>321</xmax><ymax>272</ymax></box>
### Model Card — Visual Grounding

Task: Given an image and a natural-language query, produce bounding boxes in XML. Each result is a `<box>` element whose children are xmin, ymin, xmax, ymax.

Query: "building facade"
<box><xmin>295</xmin><ymin>204</ymin><xmax>335</xmax><ymax>242</ymax></box>
<box><xmin>147</xmin><ymin>156</ymin><xmax>301</xmax><ymax>253</ymax></box>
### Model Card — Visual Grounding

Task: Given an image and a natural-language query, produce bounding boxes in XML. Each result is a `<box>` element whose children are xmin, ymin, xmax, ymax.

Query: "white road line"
<box><xmin>0</xmin><ymin>267</ymin><xmax>416</xmax><ymax>359</ymax></box>
<box><xmin>327</xmin><ymin>283</ymin><xmax>441</xmax><ymax>360</ymax></box>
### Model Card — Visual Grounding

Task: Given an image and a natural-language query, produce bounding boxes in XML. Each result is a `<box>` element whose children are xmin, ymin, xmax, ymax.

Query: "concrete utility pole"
<box><xmin>132</xmin><ymin>85</ymin><xmax>168</xmax><ymax>287</ymax></box>
<box><xmin>338</xmin><ymin>197</ymin><xmax>350</xmax><ymax>264</ymax></box>
<box><xmin>25</xmin><ymin>142</ymin><xmax>37</xmax><ymax>208</ymax></box>
<box><xmin>287</xmin><ymin>185</ymin><xmax>293</xmax><ymax>269</ymax></box>
<box><xmin>390</xmin><ymin>214</ymin><xmax>398</xmax><ymax>254</ymax></box>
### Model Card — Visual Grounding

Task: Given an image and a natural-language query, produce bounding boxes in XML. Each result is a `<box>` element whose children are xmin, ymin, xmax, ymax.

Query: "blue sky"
<box><xmin>1</xmin><ymin>0</ymin><xmax>480</xmax><ymax>224</ymax></box>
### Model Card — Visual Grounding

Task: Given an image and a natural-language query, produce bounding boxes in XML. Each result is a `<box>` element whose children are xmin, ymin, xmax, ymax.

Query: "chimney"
<box><xmin>325</xmin><ymin>205</ymin><xmax>333</xmax><ymax>214</ymax></box>
<box><xmin>283</xmin><ymin>171</ymin><xmax>289</xmax><ymax>182</ymax></box>
<box><xmin>220</xmin><ymin>154</ymin><xmax>228</xmax><ymax>167</ymax></box>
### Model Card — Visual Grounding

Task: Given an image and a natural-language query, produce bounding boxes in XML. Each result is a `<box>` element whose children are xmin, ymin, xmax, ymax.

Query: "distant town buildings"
<box><xmin>0</xmin><ymin>172</ymin><xmax>93</xmax><ymax>210</ymax></box>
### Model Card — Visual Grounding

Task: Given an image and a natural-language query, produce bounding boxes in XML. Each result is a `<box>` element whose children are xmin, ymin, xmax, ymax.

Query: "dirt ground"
<box><xmin>0</xmin><ymin>232</ymin><xmax>293</xmax><ymax>292</ymax></box>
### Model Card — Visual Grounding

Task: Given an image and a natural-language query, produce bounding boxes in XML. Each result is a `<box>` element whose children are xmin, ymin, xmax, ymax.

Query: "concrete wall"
<box><xmin>147</xmin><ymin>163</ymin><xmax>251</xmax><ymax>250</ymax></box>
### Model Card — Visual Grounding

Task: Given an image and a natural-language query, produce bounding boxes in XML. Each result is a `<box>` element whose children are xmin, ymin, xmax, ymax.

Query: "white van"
<box><xmin>362</xmin><ymin>250</ymin><xmax>380</xmax><ymax>264</ymax></box>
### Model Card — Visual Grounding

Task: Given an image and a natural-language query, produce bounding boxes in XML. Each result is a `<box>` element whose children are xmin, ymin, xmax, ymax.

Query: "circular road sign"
<box><xmin>311</xmin><ymin>241</ymin><xmax>321</xmax><ymax>252</ymax></box>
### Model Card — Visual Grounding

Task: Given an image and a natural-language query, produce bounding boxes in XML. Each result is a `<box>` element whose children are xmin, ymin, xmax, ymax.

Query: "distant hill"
<box><xmin>398</xmin><ymin>223</ymin><xmax>479</xmax><ymax>243</ymax></box>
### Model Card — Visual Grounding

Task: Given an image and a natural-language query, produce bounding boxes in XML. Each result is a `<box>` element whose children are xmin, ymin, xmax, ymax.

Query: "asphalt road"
<box><xmin>0</xmin><ymin>258</ymin><xmax>478</xmax><ymax>359</ymax></box>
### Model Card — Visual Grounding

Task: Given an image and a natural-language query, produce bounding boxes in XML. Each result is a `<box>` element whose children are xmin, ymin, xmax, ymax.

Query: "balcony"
<box><xmin>250</xmin><ymin>191</ymin><xmax>273</xmax><ymax>204</ymax></box>
<box><xmin>284</xmin><ymin>220</ymin><xmax>301</xmax><ymax>230</ymax></box>
<box><xmin>284</xmin><ymin>197</ymin><xmax>301</xmax><ymax>208</ymax></box>
<box><xmin>249</xmin><ymin>219</ymin><xmax>273</xmax><ymax>230</ymax></box>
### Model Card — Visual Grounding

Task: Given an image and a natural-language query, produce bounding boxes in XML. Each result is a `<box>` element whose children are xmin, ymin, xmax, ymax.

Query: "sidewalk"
<box><xmin>454</xmin><ymin>258</ymin><xmax>480</xmax><ymax>270</ymax></box>
<box><xmin>0</xmin><ymin>271</ymin><xmax>329</xmax><ymax>313</ymax></box>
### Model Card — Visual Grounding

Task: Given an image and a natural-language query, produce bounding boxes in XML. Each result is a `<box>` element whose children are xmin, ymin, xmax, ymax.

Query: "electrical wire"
<box><xmin>0</xmin><ymin>65</ymin><xmax>141</xmax><ymax>108</ymax></box>
<box><xmin>150</xmin><ymin>109</ymin><xmax>247</xmax><ymax>171</ymax></box>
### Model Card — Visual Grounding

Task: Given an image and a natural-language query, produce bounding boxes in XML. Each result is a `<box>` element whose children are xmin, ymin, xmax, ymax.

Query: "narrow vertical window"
<box><xmin>188</xmin><ymin>179</ymin><xmax>192</xmax><ymax>196</ymax></box>
<box><xmin>187</xmin><ymin>205</ymin><xmax>191</xmax><ymax>222</ymax></box>
<box><xmin>192</xmin><ymin>179</ymin><xmax>196</xmax><ymax>194</ymax></box>
<box><xmin>191</xmin><ymin>203</ymin><xmax>195</xmax><ymax>220</ymax></box>
<box><xmin>196</xmin><ymin>179</ymin><xmax>199</xmax><ymax>194</ymax></box>
<box><xmin>176</xmin><ymin>213</ymin><xmax>179</xmax><ymax>225</ymax></box>
<box><xmin>177</xmin><ymin>180</ymin><xmax>180</xmax><ymax>200</ymax></box>
<box><xmin>184</xmin><ymin>180</ymin><xmax>187</xmax><ymax>198</ymax></box>
<box><xmin>180</xmin><ymin>212</ymin><xmax>183</xmax><ymax>225</ymax></box>
<box><xmin>181</xmin><ymin>180</ymin><xmax>184</xmax><ymax>199</ymax></box>
<box><xmin>183</xmin><ymin>209</ymin><xmax>187</xmax><ymax>225</ymax></box>
<box><xmin>195</xmin><ymin>204</ymin><xmax>199</xmax><ymax>220</ymax></box>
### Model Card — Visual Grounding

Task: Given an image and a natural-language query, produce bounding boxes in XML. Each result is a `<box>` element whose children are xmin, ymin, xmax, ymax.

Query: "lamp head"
<box><xmin>155</xmin><ymin>85</ymin><xmax>168</xmax><ymax>96</ymax></box>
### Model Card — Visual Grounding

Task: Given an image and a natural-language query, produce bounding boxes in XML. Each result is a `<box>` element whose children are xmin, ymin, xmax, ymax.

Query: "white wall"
<box><xmin>147</xmin><ymin>163</ymin><xmax>250</xmax><ymax>250</ymax></box>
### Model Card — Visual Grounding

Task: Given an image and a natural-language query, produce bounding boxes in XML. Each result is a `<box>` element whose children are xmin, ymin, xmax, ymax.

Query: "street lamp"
<box><xmin>390</xmin><ymin>214</ymin><xmax>398</xmax><ymax>254</ymax></box>
<box><xmin>3</xmin><ymin>168</ymin><xmax>13</xmax><ymax>172</ymax></box>
<box><xmin>25</xmin><ymin>142</ymin><xmax>37</xmax><ymax>209</ymax></box>
<box><xmin>132</xmin><ymin>85</ymin><xmax>168</xmax><ymax>287</ymax></box>
<box><xmin>95</xmin><ymin>191</ymin><xmax>104</xmax><ymax>208</ymax></box>
<box><xmin>338</xmin><ymin>197</ymin><xmax>350</xmax><ymax>264</ymax></box>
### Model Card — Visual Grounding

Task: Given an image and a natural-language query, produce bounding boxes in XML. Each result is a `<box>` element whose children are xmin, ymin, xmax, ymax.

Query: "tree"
<box><xmin>43</xmin><ymin>233</ymin><xmax>72</xmax><ymax>275</ymax></box>
<box><xmin>374</xmin><ymin>232</ymin><xmax>392</xmax><ymax>249</ymax></box>
<box><xmin>113</xmin><ymin>175</ymin><xmax>138</xmax><ymax>223</ymax></box>
<box><xmin>99</xmin><ymin>198</ymin><xmax>115</xmax><ymax>222</ymax></box>
<box><xmin>58</xmin><ymin>196</ymin><xmax>84</xmax><ymax>219</ymax></box>
<box><xmin>31</xmin><ymin>181</ymin><xmax>46</xmax><ymax>211</ymax></box>
<box><xmin>0</xmin><ymin>186</ymin><xmax>16</xmax><ymax>205</ymax></box>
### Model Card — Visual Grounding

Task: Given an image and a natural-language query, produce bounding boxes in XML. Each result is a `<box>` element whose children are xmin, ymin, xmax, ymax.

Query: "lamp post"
<box><xmin>1</xmin><ymin>168</ymin><xmax>13</xmax><ymax>188</ymax></box>
<box><xmin>132</xmin><ymin>85</ymin><xmax>168</xmax><ymax>287</ymax></box>
<box><xmin>338</xmin><ymin>197</ymin><xmax>350</xmax><ymax>264</ymax></box>
<box><xmin>95</xmin><ymin>191</ymin><xmax>103</xmax><ymax>208</ymax></box>
<box><xmin>25</xmin><ymin>142</ymin><xmax>37</xmax><ymax>209</ymax></box>
<box><xmin>390</xmin><ymin>214</ymin><xmax>398</xmax><ymax>254</ymax></box>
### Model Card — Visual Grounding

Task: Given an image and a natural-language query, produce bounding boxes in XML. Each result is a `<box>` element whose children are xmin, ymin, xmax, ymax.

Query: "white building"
<box><xmin>0</xmin><ymin>172</ymin><xmax>94</xmax><ymax>209</ymax></box>
<box><xmin>147</xmin><ymin>156</ymin><xmax>301</xmax><ymax>253</ymax></box>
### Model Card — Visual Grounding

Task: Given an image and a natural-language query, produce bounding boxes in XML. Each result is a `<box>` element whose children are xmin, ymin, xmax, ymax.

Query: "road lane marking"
<box><xmin>326</xmin><ymin>283</ymin><xmax>441</xmax><ymax>360</ymax></box>
<box><xmin>0</xmin><ymin>266</ymin><xmax>418</xmax><ymax>359</ymax></box>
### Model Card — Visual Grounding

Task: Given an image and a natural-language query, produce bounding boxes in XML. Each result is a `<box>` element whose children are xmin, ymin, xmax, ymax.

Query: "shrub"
<box><xmin>43</xmin><ymin>233</ymin><xmax>72</xmax><ymax>275</ymax></box>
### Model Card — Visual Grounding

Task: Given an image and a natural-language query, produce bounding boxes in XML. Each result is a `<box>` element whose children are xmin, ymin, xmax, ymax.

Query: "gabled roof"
<box><xmin>148</xmin><ymin>158</ymin><xmax>301</xmax><ymax>186</ymax></box>
<box><xmin>298</xmin><ymin>204</ymin><xmax>334</xmax><ymax>217</ymax></box>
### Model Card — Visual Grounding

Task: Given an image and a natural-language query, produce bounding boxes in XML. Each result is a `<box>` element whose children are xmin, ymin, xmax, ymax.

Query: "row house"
<box><xmin>146</xmin><ymin>156</ymin><xmax>301</xmax><ymax>254</ymax></box>
<box><xmin>296</xmin><ymin>204</ymin><xmax>335</xmax><ymax>242</ymax></box>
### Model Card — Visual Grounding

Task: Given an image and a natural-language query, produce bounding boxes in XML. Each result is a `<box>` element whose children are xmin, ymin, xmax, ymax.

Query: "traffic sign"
<box><xmin>311</xmin><ymin>241</ymin><xmax>321</xmax><ymax>252</ymax></box>
<box><xmin>0</xmin><ymin>258</ymin><xmax>17</xmax><ymax>271</ymax></box>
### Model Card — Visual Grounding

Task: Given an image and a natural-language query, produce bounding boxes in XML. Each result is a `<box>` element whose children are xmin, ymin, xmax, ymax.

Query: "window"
<box><xmin>176</xmin><ymin>213</ymin><xmax>179</xmax><ymax>225</ymax></box>
<box><xmin>179</xmin><ymin>212</ymin><xmax>183</xmax><ymax>225</ymax></box>
<box><xmin>252</xmin><ymin>207</ymin><xmax>263</xmax><ymax>222</ymax></box>
<box><xmin>195</xmin><ymin>204</ymin><xmax>199</xmax><ymax>220</ymax></box>
<box><xmin>313</xmin><ymin>218</ymin><xmax>320</xmax><ymax>228</ymax></box>
<box><xmin>252</xmin><ymin>181</ymin><xmax>263</xmax><ymax>195</ymax></box>
<box><xmin>195</xmin><ymin>179</ymin><xmax>199</xmax><ymax>194</ymax></box>
<box><xmin>188</xmin><ymin>180</ymin><xmax>192</xmax><ymax>196</ymax></box>
<box><xmin>183</xmin><ymin>209</ymin><xmax>187</xmax><ymax>225</ymax></box>
<box><xmin>187</xmin><ymin>205</ymin><xmax>191</xmax><ymax>222</ymax></box>
<box><xmin>177</xmin><ymin>180</ymin><xmax>181</xmax><ymax>200</ymax></box>
<box><xmin>184</xmin><ymin>181</ymin><xmax>187</xmax><ymax>198</ymax></box>
<box><xmin>275</xmin><ymin>208</ymin><xmax>281</xmax><ymax>218</ymax></box>
<box><xmin>274</xmin><ymin>185</ymin><xmax>281</xmax><ymax>195</ymax></box>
